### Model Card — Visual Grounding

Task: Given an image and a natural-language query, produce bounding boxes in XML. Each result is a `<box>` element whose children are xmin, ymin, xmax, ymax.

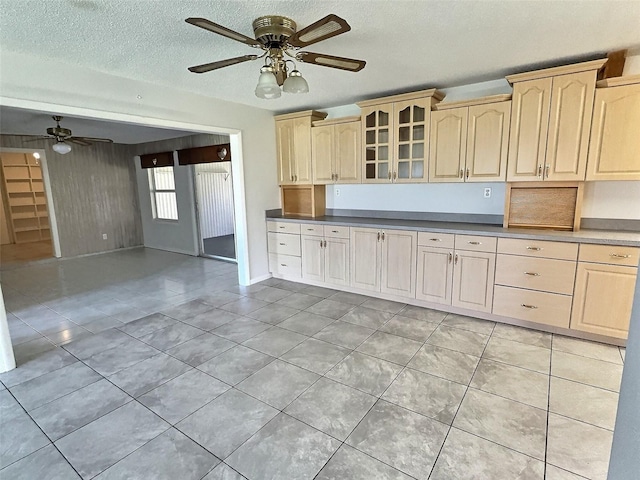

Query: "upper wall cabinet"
<box><xmin>506</xmin><ymin>59</ymin><xmax>606</xmax><ymax>182</ymax></box>
<box><xmin>429</xmin><ymin>96</ymin><xmax>511</xmax><ymax>183</ymax></box>
<box><xmin>357</xmin><ymin>89</ymin><xmax>444</xmax><ymax>183</ymax></box>
<box><xmin>275</xmin><ymin>110</ymin><xmax>327</xmax><ymax>185</ymax></box>
<box><xmin>311</xmin><ymin>116</ymin><xmax>361</xmax><ymax>184</ymax></box>
<box><xmin>586</xmin><ymin>75</ymin><xmax>640</xmax><ymax>181</ymax></box>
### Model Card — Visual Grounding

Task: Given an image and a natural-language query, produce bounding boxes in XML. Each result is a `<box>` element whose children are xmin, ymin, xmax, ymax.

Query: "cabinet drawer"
<box><xmin>498</xmin><ymin>238</ymin><xmax>578</xmax><ymax>261</ymax></box>
<box><xmin>267</xmin><ymin>221</ymin><xmax>301</xmax><ymax>234</ymax></box>
<box><xmin>300</xmin><ymin>224</ymin><xmax>323</xmax><ymax>236</ymax></box>
<box><xmin>324</xmin><ymin>225</ymin><xmax>350</xmax><ymax>239</ymax></box>
<box><xmin>493</xmin><ymin>285</ymin><xmax>572</xmax><ymax>328</ymax></box>
<box><xmin>455</xmin><ymin>235</ymin><xmax>497</xmax><ymax>253</ymax></box>
<box><xmin>418</xmin><ymin>232</ymin><xmax>455</xmax><ymax>249</ymax></box>
<box><xmin>267</xmin><ymin>232</ymin><xmax>301</xmax><ymax>256</ymax></box>
<box><xmin>579</xmin><ymin>244</ymin><xmax>640</xmax><ymax>267</ymax></box>
<box><xmin>269</xmin><ymin>254</ymin><xmax>302</xmax><ymax>278</ymax></box>
<box><xmin>495</xmin><ymin>255</ymin><xmax>576</xmax><ymax>295</ymax></box>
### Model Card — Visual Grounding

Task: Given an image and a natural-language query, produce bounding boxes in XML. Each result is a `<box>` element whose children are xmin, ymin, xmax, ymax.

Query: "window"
<box><xmin>148</xmin><ymin>166</ymin><xmax>178</xmax><ymax>220</ymax></box>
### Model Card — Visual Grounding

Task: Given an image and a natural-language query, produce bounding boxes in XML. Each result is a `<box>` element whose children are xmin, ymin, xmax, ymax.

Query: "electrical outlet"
<box><xmin>102</xmin><ymin>233</ymin><xmax>108</xmax><ymax>240</ymax></box>
<box><xmin>484</xmin><ymin>188</ymin><xmax>492</xmax><ymax>198</ymax></box>
<box><xmin>335</xmin><ymin>188</ymin><xmax>341</xmax><ymax>197</ymax></box>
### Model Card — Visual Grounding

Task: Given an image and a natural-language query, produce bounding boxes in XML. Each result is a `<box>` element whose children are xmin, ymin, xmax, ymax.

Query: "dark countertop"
<box><xmin>266</xmin><ymin>213</ymin><xmax>640</xmax><ymax>247</ymax></box>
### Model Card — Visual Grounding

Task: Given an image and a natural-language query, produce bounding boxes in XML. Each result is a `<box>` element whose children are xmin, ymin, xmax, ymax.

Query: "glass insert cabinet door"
<box><xmin>394</xmin><ymin>99</ymin><xmax>429</xmax><ymax>182</ymax></box>
<box><xmin>362</xmin><ymin>105</ymin><xmax>393</xmax><ymax>182</ymax></box>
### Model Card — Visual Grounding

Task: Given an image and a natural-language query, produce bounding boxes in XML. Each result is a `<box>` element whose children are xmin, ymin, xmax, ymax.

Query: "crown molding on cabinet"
<box><xmin>506</xmin><ymin>58</ymin><xmax>607</xmax><ymax>84</ymax></box>
<box><xmin>433</xmin><ymin>94</ymin><xmax>512</xmax><ymax>111</ymax></box>
<box><xmin>356</xmin><ymin>88</ymin><xmax>445</xmax><ymax>108</ymax></box>
<box><xmin>274</xmin><ymin>110</ymin><xmax>328</xmax><ymax>121</ymax></box>
<box><xmin>596</xmin><ymin>74</ymin><xmax>640</xmax><ymax>88</ymax></box>
<box><xmin>312</xmin><ymin>115</ymin><xmax>361</xmax><ymax>127</ymax></box>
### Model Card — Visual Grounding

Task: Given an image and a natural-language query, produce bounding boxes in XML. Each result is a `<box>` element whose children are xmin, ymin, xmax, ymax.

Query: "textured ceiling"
<box><xmin>1</xmin><ymin>0</ymin><xmax>639</xmax><ymax>115</ymax></box>
<box><xmin>0</xmin><ymin>106</ymin><xmax>199</xmax><ymax>144</ymax></box>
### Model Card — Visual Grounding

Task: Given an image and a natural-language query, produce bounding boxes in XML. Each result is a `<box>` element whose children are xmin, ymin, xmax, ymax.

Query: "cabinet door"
<box><xmin>570</xmin><ymin>263</ymin><xmax>637</xmax><ymax>339</ymax></box>
<box><xmin>350</xmin><ymin>227</ymin><xmax>381</xmax><ymax>291</ymax></box>
<box><xmin>381</xmin><ymin>230</ymin><xmax>417</xmax><ymax>298</ymax></box>
<box><xmin>325</xmin><ymin>237</ymin><xmax>350</xmax><ymax>287</ymax></box>
<box><xmin>586</xmin><ymin>82</ymin><xmax>640</xmax><ymax>181</ymax></box>
<box><xmin>507</xmin><ymin>78</ymin><xmax>552</xmax><ymax>181</ymax></box>
<box><xmin>293</xmin><ymin>116</ymin><xmax>313</xmax><ymax>183</ymax></box>
<box><xmin>311</xmin><ymin>125</ymin><xmax>334</xmax><ymax>184</ymax></box>
<box><xmin>361</xmin><ymin>105</ymin><xmax>393</xmax><ymax>183</ymax></box>
<box><xmin>429</xmin><ymin>107</ymin><xmax>468</xmax><ymax>183</ymax></box>
<box><xmin>452</xmin><ymin>251</ymin><xmax>495</xmax><ymax>313</ymax></box>
<box><xmin>466</xmin><ymin>102</ymin><xmax>510</xmax><ymax>182</ymax></box>
<box><xmin>335</xmin><ymin>121</ymin><xmax>361</xmax><ymax>183</ymax></box>
<box><xmin>301</xmin><ymin>235</ymin><xmax>325</xmax><ymax>283</ymax></box>
<box><xmin>545</xmin><ymin>71</ymin><xmax>596</xmax><ymax>181</ymax></box>
<box><xmin>394</xmin><ymin>99</ymin><xmax>430</xmax><ymax>183</ymax></box>
<box><xmin>276</xmin><ymin>119</ymin><xmax>294</xmax><ymax>185</ymax></box>
<box><xmin>416</xmin><ymin>246</ymin><xmax>453</xmax><ymax>304</ymax></box>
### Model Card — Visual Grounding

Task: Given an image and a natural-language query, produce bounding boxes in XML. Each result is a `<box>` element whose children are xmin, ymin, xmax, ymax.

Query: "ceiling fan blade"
<box><xmin>297</xmin><ymin>51</ymin><xmax>366</xmax><ymax>72</ymax></box>
<box><xmin>67</xmin><ymin>137</ymin><xmax>92</xmax><ymax>146</ymax></box>
<box><xmin>71</xmin><ymin>136</ymin><xmax>113</xmax><ymax>143</ymax></box>
<box><xmin>21</xmin><ymin>135</ymin><xmax>53</xmax><ymax>143</ymax></box>
<box><xmin>288</xmin><ymin>14</ymin><xmax>351</xmax><ymax>48</ymax></box>
<box><xmin>185</xmin><ymin>18</ymin><xmax>262</xmax><ymax>48</ymax></box>
<box><xmin>188</xmin><ymin>54</ymin><xmax>258</xmax><ymax>73</ymax></box>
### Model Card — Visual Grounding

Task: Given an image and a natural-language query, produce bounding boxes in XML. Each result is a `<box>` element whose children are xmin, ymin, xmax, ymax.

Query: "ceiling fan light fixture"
<box><xmin>255</xmin><ymin>65</ymin><xmax>281</xmax><ymax>99</ymax></box>
<box><xmin>52</xmin><ymin>141</ymin><xmax>72</xmax><ymax>155</ymax></box>
<box><xmin>283</xmin><ymin>69</ymin><xmax>309</xmax><ymax>94</ymax></box>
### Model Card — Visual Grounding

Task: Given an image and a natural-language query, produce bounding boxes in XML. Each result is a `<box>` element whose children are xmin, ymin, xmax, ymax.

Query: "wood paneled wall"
<box><xmin>0</xmin><ymin>135</ymin><xmax>143</xmax><ymax>257</ymax></box>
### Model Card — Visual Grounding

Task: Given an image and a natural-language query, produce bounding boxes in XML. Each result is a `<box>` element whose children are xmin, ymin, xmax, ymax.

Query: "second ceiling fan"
<box><xmin>185</xmin><ymin>14</ymin><xmax>366</xmax><ymax>99</ymax></box>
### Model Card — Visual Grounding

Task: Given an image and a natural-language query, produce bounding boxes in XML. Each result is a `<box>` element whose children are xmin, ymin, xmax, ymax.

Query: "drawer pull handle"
<box><xmin>610</xmin><ymin>253</ymin><xmax>631</xmax><ymax>259</ymax></box>
<box><xmin>429</xmin><ymin>238</ymin><xmax>441</xmax><ymax>242</ymax></box>
<box><xmin>280</xmin><ymin>264</ymin><xmax>287</xmax><ymax>267</ymax></box>
<box><xmin>279</xmin><ymin>243</ymin><xmax>286</xmax><ymax>246</ymax></box>
<box><xmin>524</xmin><ymin>272</ymin><xmax>540</xmax><ymax>276</ymax></box>
<box><xmin>307</xmin><ymin>228</ymin><xmax>314</xmax><ymax>231</ymax></box>
<box><xmin>521</xmin><ymin>304</ymin><xmax>538</xmax><ymax>309</ymax></box>
<box><xmin>279</xmin><ymin>226</ymin><xmax>285</xmax><ymax>229</ymax></box>
<box><xmin>526</xmin><ymin>246</ymin><xmax>541</xmax><ymax>251</ymax></box>
<box><xmin>331</xmin><ymin>230</ymin><xmax>339</xmax><ymax>233</ymax></box>
<box><xmin>468</xmin><ymin>241</ymin><xmax>481</xmax><ymax>245</ymax></box>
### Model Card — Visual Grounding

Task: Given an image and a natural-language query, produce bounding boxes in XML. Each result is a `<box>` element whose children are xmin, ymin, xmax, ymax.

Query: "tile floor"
<box><xmin>0</xmin><ymin>248</ymin><xmax>626</xmax><ymax>479</ymax></box>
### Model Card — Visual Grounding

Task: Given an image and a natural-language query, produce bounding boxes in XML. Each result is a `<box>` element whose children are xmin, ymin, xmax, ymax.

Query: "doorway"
<box><xmin>194</xmin><ymin>161</ymin><xmax>237</xmax><ymax>261</ymax></box>
<box><xmin>0</xmin><ymin>151</ymin><xmax>54</xmax><ymax>265</ymax></box>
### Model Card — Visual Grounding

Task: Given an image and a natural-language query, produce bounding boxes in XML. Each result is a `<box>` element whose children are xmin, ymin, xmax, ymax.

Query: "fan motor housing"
<box><xmin>252</xmin><ymin>16</ymin><xmax>296</xmax><ymax>46</ymax></box>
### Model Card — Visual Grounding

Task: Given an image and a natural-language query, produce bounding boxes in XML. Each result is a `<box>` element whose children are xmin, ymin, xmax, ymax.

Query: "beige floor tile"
<box><xmin>549</xmin><ymin>377</ymin><xmax>618</xmax><ymax>430</ymax></box>
<box><xmin>551</xmin><ymin>350</ymin><xmax>623</xmax><ymax>392</ymax></box>
<box><xmin>547</xmin><ymin>413</ymin><xmax>613</xmax><ymax>480</ymax></box>
<box><xmin>545</xmin><ymin>464</ymin><xmax>587</xmax><ymax>479</ymax></box>
<box><xmin>470</xmin><ymin>359</ymin><xmax>549</xmax><ymax>410</ymax></box>
<box><xmin>553</xmin><ymin>335</ymin><xmax>623</xmax><ymax>364</ymax></box>
<box><xmin>408</xmin><ymin>344</ymin><xmax>480</xmax><ymax>385</ymax></box>
<box><xmin>491</xmin><ymin>323</ymin><xmax>551</xmax><ymax>349</ymax></box>
<box><xmin>483</xmin><ymin>336</ymin><xmax>550</xmax><ymax>374</ymax></box>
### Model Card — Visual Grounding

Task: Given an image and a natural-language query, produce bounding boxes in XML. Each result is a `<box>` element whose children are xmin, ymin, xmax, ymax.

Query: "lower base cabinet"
<box><xmin>351</xmin><ymin>227</ymin><xmax>417</xmax><ymax>298</ymax></box>
<box><xmin>301</xmin><ymin>235</ymin><xmax>350</xmax><ymax>287</ymax></box>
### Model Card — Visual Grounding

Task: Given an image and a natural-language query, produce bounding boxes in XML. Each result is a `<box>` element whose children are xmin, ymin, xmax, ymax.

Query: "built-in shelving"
<box><xmin>0</xmin><ymin>152</ymin><xmax>50</xmax><ymax>244</ymax></box>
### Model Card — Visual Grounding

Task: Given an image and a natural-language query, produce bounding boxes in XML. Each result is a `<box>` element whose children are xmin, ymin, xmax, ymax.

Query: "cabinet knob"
<box><xmin>521</xmin><ymin>304</ymin><xmax>538</xmax><ymax>309</ymax></box>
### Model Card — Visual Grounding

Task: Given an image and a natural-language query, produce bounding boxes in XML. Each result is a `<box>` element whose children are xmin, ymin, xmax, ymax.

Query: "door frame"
<box><xmin>192</xmin><ymin>162</ymin><xmax>238</xmax><ymax>263</ymax></box>
<box><xmin>0</xmin><ymin>98</ymin><xmax>251</xmax><ymax>284</ymax></box>
<box><xmin>0</xmin><ymin>147</ymin><xmax>61</xmax><ymax>258</ymax></box>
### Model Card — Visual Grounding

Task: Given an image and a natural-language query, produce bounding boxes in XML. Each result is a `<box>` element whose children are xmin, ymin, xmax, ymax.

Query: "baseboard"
<box><xmin>248</xmin><ymin>273</ymin><xmax>272</xmax><ymax>285</ymax></box>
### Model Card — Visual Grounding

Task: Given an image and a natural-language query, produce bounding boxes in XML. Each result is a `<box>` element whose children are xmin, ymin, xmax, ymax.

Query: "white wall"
<box><xmin>323</xmin><ymin>69</ymin><xmax>640</xmax><ymax>221</ymax></box>
<box><xmin>0</xmin><ymin>50</ymin><xmax>280</xmax><ymax>284</ymax></box>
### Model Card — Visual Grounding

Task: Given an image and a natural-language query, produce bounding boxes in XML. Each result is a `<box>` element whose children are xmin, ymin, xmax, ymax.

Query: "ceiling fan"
<box><xmin>25</xmin><ymin>116</ymin><xmax>113</xmax><ymax>154</ymax></box>
<box><xmin>185</xmin><ymin>14</ymin><xmax>366</xmax><ymax>99</ymax></box>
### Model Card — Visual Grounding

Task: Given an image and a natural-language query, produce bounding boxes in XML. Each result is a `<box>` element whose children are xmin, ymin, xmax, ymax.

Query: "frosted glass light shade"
<box><xmin>52</xmin><ymin>141</ymin><xmax>72</xmax><ymax>154</ymax></box>
<box><xmin>283</xmin><ymin>70</ymin><xmax>309</xmax><ymax>94</ymax></box>
<box><xmin>255</xmin><ymin>67</ymin><xmax>281</xmax><ymax>99</ymax></box>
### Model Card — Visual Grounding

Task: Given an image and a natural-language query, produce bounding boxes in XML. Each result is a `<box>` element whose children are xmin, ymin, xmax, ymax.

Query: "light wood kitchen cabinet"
<box><xmin>350</xmin><ymin>227</ymin><xmax>416</xmax><ymax>297</ymax></box>
<box><xmin>357</xmin><ymin>90</ymin><xmax>444</xmax><ymax>183</ymax></box>
<box><xmin>311</xmin><ymin>117</ymin><xmax>361</xmax><ymax>184</ymax></box>
<box><xmin>586</xmin><ymin>75</ymin><xmax>640</xmax><ymax>181</ymax></box>
<box><xmin>416</xmin><ymin>234</ymin><xmax>495</xmax><ymax>312</ymax></box>
<box><xmin>570</xmin><ymin>244</ymin><xmax>639</xmax><ymax>339</ymax></box>
<box><xmin>301</xmin><ymin>234</ymin><xmax>350</xmax><ymax>287</ymax></box>
<box><xmin>429</xmin><ymin>96</ymin><xmax>511</xmax><ymax>183</ymax></box>
<box><xmin>506</xmin><ymin>60</ymin><xmax>605</xmax><ymax>182</ymax></box>
<box><xmin>275</xmin><ymin>110</ymin><xmax>327</xmax><ymax>185</ymax></box>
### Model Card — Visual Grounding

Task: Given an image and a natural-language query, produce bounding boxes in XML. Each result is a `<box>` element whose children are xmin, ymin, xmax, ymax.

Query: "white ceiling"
<box><xmin>1</xmin><ymin>0</ymin><xmax>639</xmax><ymax>115</ymax></box>
<box><xmin>0</xmin><ymin>106</ymin><xmax>201</xmax><ymax>144</ymax></box>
